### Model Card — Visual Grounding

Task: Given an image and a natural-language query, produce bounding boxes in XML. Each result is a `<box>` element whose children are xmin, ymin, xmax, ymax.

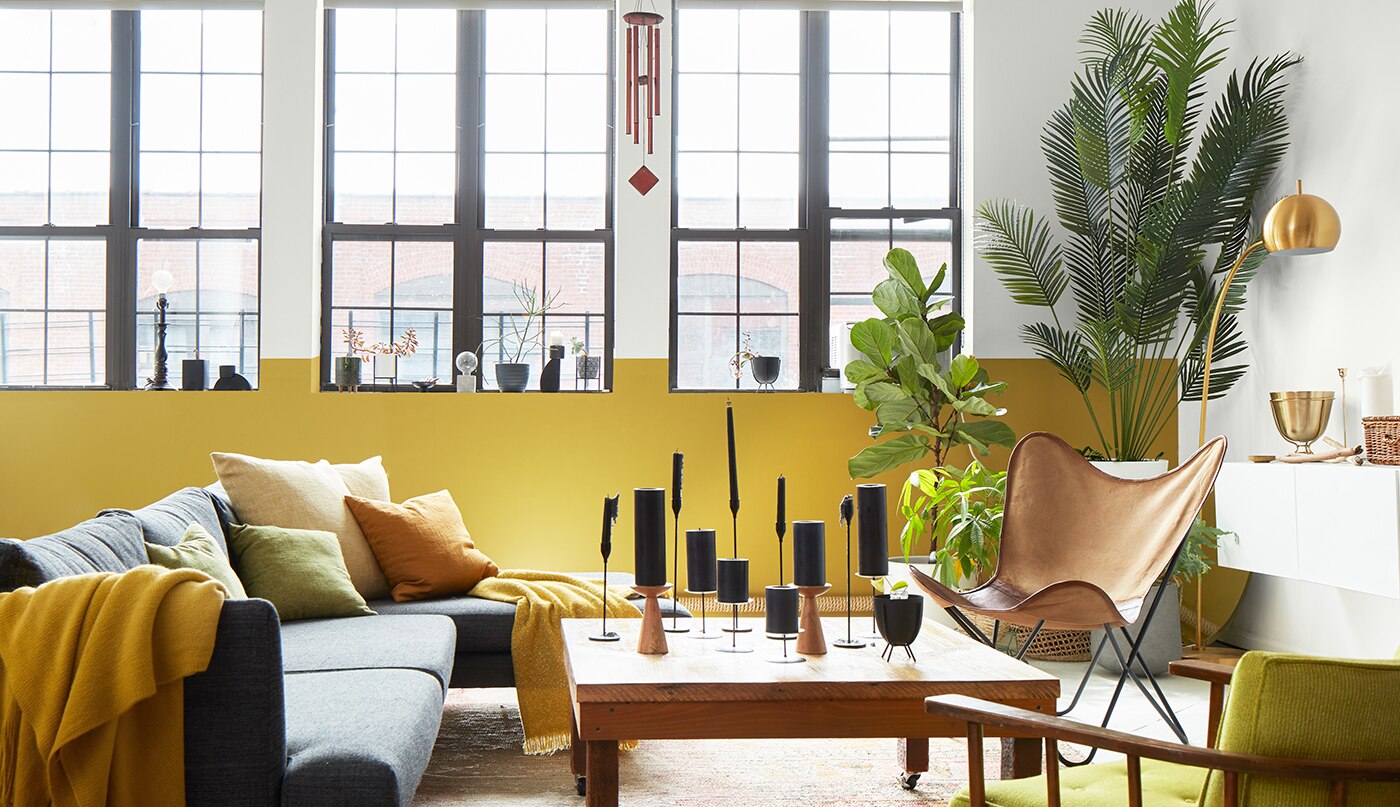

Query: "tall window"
<box><xmin>0</xmin><ymin>8</ymin><xmax>263</xmax><ymax>388</ymax></box>
<box><xmin>672</xmin><ymin>6</ymin><xmax>960</xmax><ymax>391</ymax></box>
<box><xmin>323</xmin><ymin>8</ymin><xmax>613</xmax><ymax>390</ymax></box>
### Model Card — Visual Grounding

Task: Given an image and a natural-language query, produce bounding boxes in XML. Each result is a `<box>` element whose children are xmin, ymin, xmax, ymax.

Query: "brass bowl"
<box><xmin>1269</xmin><ymin>391</ymin><xmax>1335</xmax><ymax>454</ymax></box>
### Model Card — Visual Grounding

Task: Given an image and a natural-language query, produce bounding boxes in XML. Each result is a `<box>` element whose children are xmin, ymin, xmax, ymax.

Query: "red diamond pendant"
<box><xmin>629</xmin><ymin>165</ymin><xmax>659</xmax><ymax>195</ymax></box>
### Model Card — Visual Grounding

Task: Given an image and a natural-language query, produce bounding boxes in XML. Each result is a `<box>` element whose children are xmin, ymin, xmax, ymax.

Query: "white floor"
<box><xmin>1029</xmin><ymin>657</ymin><xmax>1213</xmax><ymax>759</ymax></box>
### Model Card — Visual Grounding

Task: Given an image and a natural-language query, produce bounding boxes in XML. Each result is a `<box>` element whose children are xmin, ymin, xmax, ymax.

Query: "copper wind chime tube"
<box><xmin>624</xmin><ymin>8</ymin><xmax>662</xmax><ymax>155</ymax></box>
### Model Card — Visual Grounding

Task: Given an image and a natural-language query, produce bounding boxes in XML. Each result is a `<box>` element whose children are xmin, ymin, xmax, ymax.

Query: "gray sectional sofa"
<box><xmin>0</xmin><ymin>485</ymin><xmax>684</xmax><ymax>806</ymax></box>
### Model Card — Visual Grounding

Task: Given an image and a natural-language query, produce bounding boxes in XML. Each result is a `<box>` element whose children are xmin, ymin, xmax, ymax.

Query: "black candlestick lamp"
<box><xmin>145</xmin><ymin>269</ymin><xmax>175</xmax><ymax>391</ymax></box>
<box><xmin>590</xmin><ymin>494</ymin><xmax>621</xmax><ymax>642</ymax></box>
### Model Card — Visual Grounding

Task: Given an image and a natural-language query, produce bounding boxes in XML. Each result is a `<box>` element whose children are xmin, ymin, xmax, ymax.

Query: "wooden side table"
<box><xmin>1168</xmin><ymin>654</ymin><xmax>1241</xmax><ymax>748</ymax></box>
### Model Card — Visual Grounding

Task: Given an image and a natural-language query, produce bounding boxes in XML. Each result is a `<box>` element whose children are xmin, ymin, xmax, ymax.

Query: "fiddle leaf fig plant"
<box><xmin>846</xmin><ymin>249</ymin><xmax>1016</xmax><ymax>479</ymax></box>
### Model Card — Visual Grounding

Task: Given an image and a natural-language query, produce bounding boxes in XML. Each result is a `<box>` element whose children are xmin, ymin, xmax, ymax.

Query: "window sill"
<box><xmin>319</xmin><ymin>384</ymin><xmax>610</xmax><ymax>394</ymax></box>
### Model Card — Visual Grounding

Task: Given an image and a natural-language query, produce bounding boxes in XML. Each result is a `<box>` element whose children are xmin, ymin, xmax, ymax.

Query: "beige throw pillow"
<box><xmin>210</xmin><ymin>453</ymin><xmax>392</xmax><ymax>599</ymax></box>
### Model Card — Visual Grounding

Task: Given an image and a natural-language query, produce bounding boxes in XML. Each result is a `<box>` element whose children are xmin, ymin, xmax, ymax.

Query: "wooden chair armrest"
<box><xmin>927</xmin><ymin>694</ymin><xmax>1400</xmax><ymax>783</ymax></box>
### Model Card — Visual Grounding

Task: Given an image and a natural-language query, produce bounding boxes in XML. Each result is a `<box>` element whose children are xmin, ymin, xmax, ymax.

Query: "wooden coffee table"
<box><xmin>562</xmin><ymin>616</ymin><xmax>1060</xmax><ymax>806</ymax></box>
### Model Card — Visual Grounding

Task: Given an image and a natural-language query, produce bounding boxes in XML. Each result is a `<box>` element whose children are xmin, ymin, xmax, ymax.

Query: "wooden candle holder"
<box><xmin>796</xmin><ymin>584</ymin><xmax>831</xmax><ymax>655</ymax></box>
<box><xmin>632</xmin><ymin>584</ymin><xmax>672</xmax><ymax>655</ymax></box>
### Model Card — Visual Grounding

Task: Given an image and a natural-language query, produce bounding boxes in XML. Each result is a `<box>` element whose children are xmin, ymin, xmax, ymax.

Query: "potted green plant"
<box><xmin>481</xmin><ymin>282</ymin><xmax>561</xmax><ymax>393</ymax></box>
<box><xmin>844</xmin><ymin>248</ymin><xmax>1016</xmax><ymax>479</ymax></box>
<box><xmin>570</xmin><ymin>337</ymin><xmax>601</xmax><ymax>386</ymax></box>
<box><xmin>335</xmin><ymin>327</ymin><xmax>366</xmax><ymax>391</ymax></box>
<box><xmin>900</xmin><ymin>460</ymin><xmax>1005</xmax><ymax>585</ymax></box>
<box><xmin>975</xmin><ymin>0</ymin><xmax>1300</xmax><ymax>474</ymax></box>
<box><xmin>729</xmin><ymin>331</ymin><xmax>781</xmax><ymax>390</ymax></box>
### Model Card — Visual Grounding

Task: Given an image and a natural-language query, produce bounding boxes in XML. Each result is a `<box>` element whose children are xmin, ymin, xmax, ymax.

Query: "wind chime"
<box><xmin>624</xmin><ymin>2</ymin><xmax>663</xmax><ymax>195</ymax></box>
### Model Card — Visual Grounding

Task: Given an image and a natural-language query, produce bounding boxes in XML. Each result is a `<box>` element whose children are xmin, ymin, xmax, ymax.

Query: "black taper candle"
<box><xmin>727</xmin><ymin>401</ymin><xmax>740</xmax><ymax>553</ymax></box>
<box><xmin>856</xmin><ymin>484</ymin><xmax>890</xmax><ymax>578</ymax></box>
<box><xmin>634</xmin><ymin>488</ymin><xmax>667</xmax><ymax>586</ymax></box>
<box><xmin>717</xmin><ymin>558</ymin><xmax>749</xmax><ymax>604</ymax></box>
<box><xmin>793</xmin><ymin>520</ymin><xmax>826</xmax><ymax>586</ymax></box>
<box><xmin>601</xmin><ymin>494</ymin><xmax>619</xmax><ymax>560</ymax></box>
<box><xmin>671</xmin><ymin>452</ymin><xmax>684</xmax><ymax>516</ymax></box>
<box><xmin>764</xmin><ymin>585</ymin><xmax>799</xmax><ymax>636</ymax></box>
<box><xmin>686</xmin><ymin>529</ymin><xmax>718</xmax><ymax>593</ymax></box>
<box><xmin>776</xmin><ymin>475</ymin><xmax>786</xmax><ymax>583</ymax></box>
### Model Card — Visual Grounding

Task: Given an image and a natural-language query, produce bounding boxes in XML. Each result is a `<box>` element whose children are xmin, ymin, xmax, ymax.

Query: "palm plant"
<box><xmin>975</xmin><ymin>0</ymin><xmax>1299</xmax><ymax>461</ymax></box>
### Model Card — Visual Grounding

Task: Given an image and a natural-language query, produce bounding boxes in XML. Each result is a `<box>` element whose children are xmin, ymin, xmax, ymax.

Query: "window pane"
<box><xmin>546</xmin><ymin>242</ymin><xmax>604</xmax><ymax>314</ymax></box>
<box><xmin>738</xmin><ymin>75</ymin><xmax>798</xmax><ymax>152</ymax></box>
<box><xmin>484</xmin><ymin>153</ymin><xmax>544</xmax><ymax>230</ymax></box>
<box><xmin>676</xmin><ymin>10</ymin><xmax>736</xmax><ymax>73</ymax></box>
<box><xmin>331</xmin><ymin>10</ymin><xmax>456</xmax><ymax>226</ymax></box>
<box><xmin>547</xmin><ymin>10</ymin><xmax>607</xmax><ymax>73</ymax></box>
<box><xmin>0</xmin><ymin>75</ymin><xmax>49</xmax><ymax>150</ymax></box>
<box><xmin>139</xmin><ymin>10</ymin><xmax>263</xmax><ymax>228</ymax></box>
<box><xmin>677</xmin><ymin>242</ymin><xmax>737</xmax><ymax>313</ymax></box>
<box><xmin>546</xmin><ymin>75</ymin><xmax>605</xmax><ymax>153</ymax></box>
<box><xmin>331</xmin><ymin>241</ymin><xmax>391</xmax><ymax>308</ymax></box>
<box><xmin>545</xmin><ymin>154</ymin><xmax>605</xmax><ymax>230</ymax></box>
<box><xmin>737</xmin><ymin>314</ymin><xmax>798</xmax><ymax>390</ymax></box>
<box><xmin>51</xmin><ymin>74</ymin><xmax>110</xmax><ymax>151</ymax></box>
<box><xmin>484</xmin><ymin>10</ymin><xmax>545</xmax><ymax>73</ymax></box>
<box><xmin>392</xmin><ymin>242</ymin><xmax>453</xmax><ymax>308</ymax></box>
<box><xmin>485</xmin><ymin>75</ymin><xmax>545</xmax><ymax>152</ymax></box>
<box><xmin>890</xmin><ymin>11</ymin><xmax>951</xmax><ymax>74</ymax></box>
<box><xmin>0</xmin><ymin>11</ymin><xmax>50</xmax><ymax>71</ymax></box>
<box><xmin>328</xmin><ymin>240</ymin><xmax>451</xmax><ymax>385</ymax></box>
<box><xmin>830</xmin><ymin>10</ymin><xmax>890</xmax><ymax>73</ymax></box>
<box><xmin>0</xmin><ymin>239</ymin><xmax>106</xmax><ymax>387</ymax></box>
<box><xmin>676</xmin><ymin>315</ymin><xmax>737</xmax><ymax>390</ymax></box>
<box><xmin>676</xmin><ymin>154</ymin><xmax>736</xmax><ymax>230</ymax></box>
<box><xmin>738</xmin><ymin>153</ymin><xmax>798</xmax><ymax>229</ymax></box>
<box><xmin>52</xmin><ymin>11</ymin><xmax>110</xmax><ymax>72</ymax></box>
<box><xmin>739</xmin><ymin>242</ymin><xmax>798</xmax><ymax>314</ymax></box>
<box><xmin>50</xmin><ymin>153</ymin><xmax>109</xmax><ymax>226</ymax></box>
<box><xmin>739</xmin><ymin>11</ymin><xmax>799</xmax><ymax>73</ymax></box>
<box><xmin>136</xmin><ymin>239</ymin><xmax>260</xmax><ymax>388</ymax></box>
<box><xmin>677</xmin><ymin>75</ymin><xmax>737</xmax><ymax>152</ymax></box>
<box><xmin>0</xmin><ymin>152</ymin><xmax>50</xmax><ymax>226</ymax></box>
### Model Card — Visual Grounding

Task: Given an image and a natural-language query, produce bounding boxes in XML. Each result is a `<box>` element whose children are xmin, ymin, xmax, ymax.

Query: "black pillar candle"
<box><xmin>717</xmin><ymin>557</ymin><xmax>749</xmax><ymax>604</ymax></box>
<box><xmin>181</xmin><ymin>358</ymin><xmax>207</xmax><ymax>391</ymax></box>
<box><xmin>634</xmin><ymin>488</ymin><xmax>667</xmax><ymax>586</ymax></box>
<box><xmin>686</xmin><ymin>529</ymin><xmax>717</xmax><ymax>593</ymax></box>
<box><xmin>856</xmin><ymin>484</ymin><xmax>890</xmax><ymax>578</ymax></box>
<box><xmin>792</xmin><ymin>520</ymin><xmax>826</xmax><ymax>586</ymax></box>
<box><xmin>764</xmin><ymin>585</ymin><xmax>799</xmax><ymax>636</ymax></box>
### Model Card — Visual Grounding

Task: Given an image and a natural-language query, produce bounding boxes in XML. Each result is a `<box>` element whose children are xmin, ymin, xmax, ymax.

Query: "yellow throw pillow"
<box><xmin>345</xmin><ymin>490</ymin><xmax>500</xmax><ymax>602</ymax></box>
<box><xmin>145</xmin><ymin>523</ymin><xmax>247</xmax><ymax>599</ymax></box>
<box><xmin>210</xmin><ymin>453</ymin><xmax>391</xmax><ymax>599</ymax></box>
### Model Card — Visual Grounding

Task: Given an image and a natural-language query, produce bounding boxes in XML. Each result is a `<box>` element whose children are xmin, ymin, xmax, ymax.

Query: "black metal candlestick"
<box><xmin>590</xmin><ymin>494</ymin><xmax>621</xmax><ymax>642</ymax></box>
<box><xmin>723</xmin><ymin>401</ymin><xmax>751</xmax><ymax>633</ymax></box>
<box><xmin>834</xmin><ymin>494</ymin><xmax>865</xmax><ymax>648</ymax></box>
<box><xmin>686</xmin><ymin>529</ymin><xmax>720</xmax><ymax>639</ymax></box>
<box><xmin>145</xmin><ymin>293</ymin><xmax>174</xmax><ymax>391</ymax></box>
<box><xmin>666</xmin><ymin>452</ymin><xmax>689</xmax><ymax>633</ymax></box>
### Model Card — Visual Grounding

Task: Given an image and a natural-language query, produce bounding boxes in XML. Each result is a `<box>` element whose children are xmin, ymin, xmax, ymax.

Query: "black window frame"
<box><xmin>0</xmin><ymin>9</ymin><xmax>263</xmax><ymax>390</ymax></box>
<box><xmin>320</xmin><ymin>9</ymin><xmax>617</xmax><ymax>392</ymax></box>
<box><xmin>669</xmin><ymin>8</ymin><xmax>962</xmax><ymax>392</ymax></box>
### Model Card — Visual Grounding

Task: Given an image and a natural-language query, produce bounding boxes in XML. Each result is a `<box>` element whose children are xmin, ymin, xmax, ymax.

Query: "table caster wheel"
<box><xmin>899</xmin><ymin>772</ymin><xmax>921</xmax><ymax>790</ymax></box>
<box><xmin>576</xmin><ymin>775</ymin><xmax>586</xmax><ymax>796</ymax></box>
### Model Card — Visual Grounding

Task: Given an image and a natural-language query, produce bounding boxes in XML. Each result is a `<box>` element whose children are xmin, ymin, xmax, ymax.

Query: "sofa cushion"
<box><xmin>346</xmin><ymin>490</ymin><xmax>499</xmax><ymax>602</ymax></box>
<box><xmin>102</xmin><ymin>486</ymin><xmax>233</xmax><ymax>556</ymax></box>
<box><xmin>281</xmin><ymin>614</ymin><xmax>456</xmax><ymax>691</ymax></box>
<box><xmin>369</xmin><ymin>585</ymin><xmax>689</xmax><ymax>654</ymax></box>
<box><xmin>282</xmin><ymin>668</ymin><xmax>443</xmax><ymax>807</ymax></box>
<box><xmin>0</xmin><ymin>511</ymin><xmax>147</xmax><ymax>592</ymax></box>
<box><xmin>228</xmin><ymin>523</ymin><xmax>375</xmax><ymax>621</ymax></box>
<box><xmin>950</xmin><ymin>758</ymin><xmax>1205</xmax><ymax>807</ymax></box>
<box><xmin>146</xmin><ymin>523</ymin><xmax>247</xmax><ymax>598</ymax></box>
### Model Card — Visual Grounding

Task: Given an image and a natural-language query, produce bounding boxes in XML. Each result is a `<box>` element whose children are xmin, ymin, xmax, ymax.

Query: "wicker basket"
<box><xmin>962</xmin><ymin>614</ymin><xmax>1092</xmax><ymax>662</ymax></box>
<box><xmin>1363</xmin><ymin>416</ymin><xmax>1400</xmax><ymax>465</ymax></box>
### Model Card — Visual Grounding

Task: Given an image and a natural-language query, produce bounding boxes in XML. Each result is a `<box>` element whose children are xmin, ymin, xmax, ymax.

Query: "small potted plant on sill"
<box><xmin>335</xmin><ymin>328</ymin><xmax>366</xmax><ymax>391</ymax></box>
<box><xmin>366</xmin><ymin>328</ymin><xmax>418</xmax><ymax>387</ymax></box>
<box><xmin>871</xmin><ymin>577</ymin><xmax>924</xmax><ymax>656</ymax></box>
<box><xmin>481</xmin><ymin>281</ymin><xmax>561</xmax><ymax>393</ymax></box>
<box><xmin>729</xmin><ymin>331</ymin><xmax>781</xmax><ymax>390</ymax></box>
<box><xmin>571</xmin><ymin>337</ymin><xmax>601</xmax><ymax>389</ymax></box>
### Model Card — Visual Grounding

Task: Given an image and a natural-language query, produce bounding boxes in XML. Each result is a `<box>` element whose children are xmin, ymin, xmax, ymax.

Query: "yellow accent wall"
<box><xmin>0</xmin><ymin>358</ymin><xmax>1175</xmax><ymax>592</ymax></box>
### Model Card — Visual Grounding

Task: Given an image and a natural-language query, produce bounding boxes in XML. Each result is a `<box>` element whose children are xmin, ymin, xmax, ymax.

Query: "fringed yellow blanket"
<box><xmin>471</xmin><ymin>569</ymin><xmax>639</xmax><ymax>754</ymax></box>
<box><xmin>0</xmin><ymin>566</ymin><xmax>225</xmax><ymax>807</ymax></box>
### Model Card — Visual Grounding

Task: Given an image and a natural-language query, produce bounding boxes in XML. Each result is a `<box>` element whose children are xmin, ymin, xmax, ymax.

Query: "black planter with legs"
<box><xmin>874</xmin><ymin>593</ymin><xmax>924</xmax><ymax>661</ymax></box>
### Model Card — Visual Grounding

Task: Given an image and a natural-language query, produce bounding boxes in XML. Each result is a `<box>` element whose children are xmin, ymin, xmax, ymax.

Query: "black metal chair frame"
<box><xmin>941</xmin><ymin>538</ymin><xmax>1191</xmax><ymax>767</ymax></box>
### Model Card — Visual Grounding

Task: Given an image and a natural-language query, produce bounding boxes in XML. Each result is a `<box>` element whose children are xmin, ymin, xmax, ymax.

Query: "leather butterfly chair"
<box><xmin>911</xmin><ymin>432</ymin><xmax>1227</xmax><ymax>761</ymax></box>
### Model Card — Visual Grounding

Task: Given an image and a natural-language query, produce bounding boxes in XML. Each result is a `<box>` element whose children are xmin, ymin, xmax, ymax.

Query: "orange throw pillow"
<box><xmin>345</xmin><ymin>490</ymin><xmax>499</xmax><ymax>602</ymax></box>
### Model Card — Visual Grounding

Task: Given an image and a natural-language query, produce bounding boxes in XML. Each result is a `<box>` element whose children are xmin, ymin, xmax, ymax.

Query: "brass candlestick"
<box><xmin>796</xmin><ymin>584</ymin><xmax>830</xmax><ymax>655</ymax></box>
<box><xmin>633</xmin><ymin>583</ymin><xmax>671</xmax><ymax>655</ymax></box>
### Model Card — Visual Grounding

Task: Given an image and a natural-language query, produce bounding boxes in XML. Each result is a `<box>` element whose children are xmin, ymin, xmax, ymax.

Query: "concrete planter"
<box><xmin>1091</xmin><ymin>581</ymin><xmax>1182</xmax><ymax>675</ymax></box>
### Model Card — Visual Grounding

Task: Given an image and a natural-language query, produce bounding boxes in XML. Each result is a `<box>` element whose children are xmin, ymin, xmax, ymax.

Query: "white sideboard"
<box><xmin>1215</xmin><ymin>462</ymin><xmax>1400</xmax><ymax>599</ymax></box>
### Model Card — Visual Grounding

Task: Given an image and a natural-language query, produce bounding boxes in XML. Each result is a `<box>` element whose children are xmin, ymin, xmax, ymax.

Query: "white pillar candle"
<box><xmin>1360</xmin><ymin>366</ymin><xmax>1393</xmax><ymax>418</ymax></box>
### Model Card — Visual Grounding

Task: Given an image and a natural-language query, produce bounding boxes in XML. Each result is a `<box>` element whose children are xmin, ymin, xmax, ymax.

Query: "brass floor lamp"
<box><xmin>1194</xmin><ymin>180</ymin><xmax>1341</xmax><ymax>650</ymax></box>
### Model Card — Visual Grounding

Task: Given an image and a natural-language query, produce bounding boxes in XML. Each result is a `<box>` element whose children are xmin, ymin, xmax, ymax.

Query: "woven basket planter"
<box><xmin>1364</xmin><ymin>416</ymin><xmax>1400</xmax><ymax>465</ymax></box>
<box><xmin>963</xmin><ymin>613</ymin><xmax>1091</xmax><ymax>662</ymax></box>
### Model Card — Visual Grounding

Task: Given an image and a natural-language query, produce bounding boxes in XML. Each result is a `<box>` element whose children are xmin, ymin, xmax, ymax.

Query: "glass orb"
<box><xmin>455</xmin><ymin>351</ymin><xmax>478</xmax><ymax>374</ymax></box>
<box><xmin>151</xmin><ymin>269</ymin><xmax>174</xmax><ymax>294</ymax></box>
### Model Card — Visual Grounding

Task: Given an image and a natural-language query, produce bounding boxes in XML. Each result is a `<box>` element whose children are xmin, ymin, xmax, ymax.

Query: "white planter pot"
<box><xmin>373</xmin><ymin>354</ymin><xmax>398</xmax><ymax>381</ymax></box>
<box><xmin>1089</xmin><ymin>459</ymin><xmax>1170</xmax><ymax>480</ymax></box>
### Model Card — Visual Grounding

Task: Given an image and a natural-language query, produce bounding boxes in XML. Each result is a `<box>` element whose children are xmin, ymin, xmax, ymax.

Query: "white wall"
<box><xmin>964</xmin><ymin>0</ymin><xmax>1176</xmax><ymax>357</ymax></box>
<box><xmin>1202</xmin><ymin>0</ymin><xmax>1400</xmax><ymax>657</ymax></box>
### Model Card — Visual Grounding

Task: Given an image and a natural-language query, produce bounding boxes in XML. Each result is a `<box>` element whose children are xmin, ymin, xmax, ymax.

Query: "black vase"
<box><xmin>873</xmin><ymin>593</ymin><xmax>924</xmax><ymax>648</ymax></box>
<box><xmin>212</xmin><ymin>365</ymin><xmax>252</xmax><ymax>391</ymax></box>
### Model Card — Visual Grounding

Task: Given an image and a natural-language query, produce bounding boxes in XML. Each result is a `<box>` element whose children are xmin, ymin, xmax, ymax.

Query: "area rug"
<box><xmin>413</xmin><ymin>688</ymin><xmax>1001</xmax><ymax>806</ymax></box>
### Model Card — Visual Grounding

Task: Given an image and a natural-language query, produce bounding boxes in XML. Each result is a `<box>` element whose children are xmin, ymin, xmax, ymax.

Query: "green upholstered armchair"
<box><xmin>930</xmin><ymin>651</ymin><xmax>1400</xmax><ymax>806</ymax></box>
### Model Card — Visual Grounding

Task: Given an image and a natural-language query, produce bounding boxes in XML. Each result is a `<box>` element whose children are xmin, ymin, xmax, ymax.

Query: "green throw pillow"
<box><xmin>146</xmin><ymin>523</ymin><xmax>248</xmax><ymax>599</ymax></box>
<box><xmin>227</xmin><ymin>523</ymin><xmax>375</xmax><ymax>621</ymax></box>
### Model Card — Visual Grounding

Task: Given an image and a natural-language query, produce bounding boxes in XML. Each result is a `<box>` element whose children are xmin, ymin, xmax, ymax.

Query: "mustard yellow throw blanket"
<box><xmin>0</xmin><ymin>566</ymin><xmax>225</xmax><ymax>807</ymax></box>
<box><xmin>471</xmin><ymin>569</ymin><xmax>639</xmax><ymax>754</ymax></box>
